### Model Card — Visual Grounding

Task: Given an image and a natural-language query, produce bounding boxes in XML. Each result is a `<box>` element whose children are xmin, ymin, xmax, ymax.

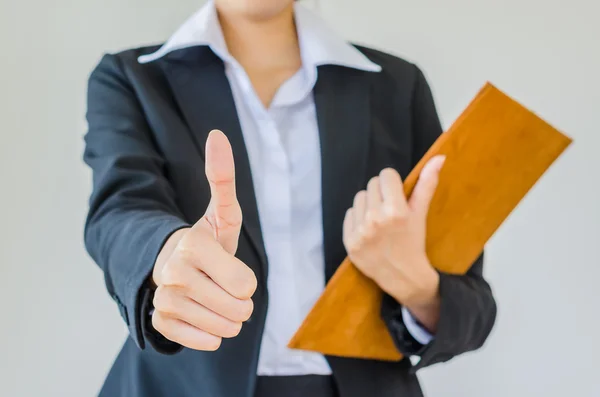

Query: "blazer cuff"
<box><xmin>409</xmin><ymin>271</ymin><xmax>495</xmax><ymax>372</ymax></box>
<box><xmin>139</xmin><ymin>280</ymin><xmax>184</xmax><ymax>354</ymax></box>
<box><xmin>122</xmin><ymin>218</ymin><xmax>190</xmax><ymax>351</ymax></box>
<box><xmin>401</xmin><ymin>307</ymin><xmax>434</xmax><ymax>345</ymax></box>
<box><xmin>381</xmin><ymin>293</ymin><xmax>429</xmax><ymax>357</ymax></box>
<box><xmin>408</xmin><ymin>273</ymin><xmax>462</xmax><ymax>371</ymax></box>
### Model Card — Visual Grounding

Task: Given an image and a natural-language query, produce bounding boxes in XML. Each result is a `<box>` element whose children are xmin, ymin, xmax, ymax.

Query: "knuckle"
<box><xmin>342</xmin><ymin>232</ymin><xmax>350</xmax><ymax>248</ymax></box>
<box><xmin>360</xmin><ymin>224</ymin><xmax>376</xmax><ymax>241</ymax></box>
<box><xmin>153</xmin><ymin>286</ymin><xmax>177</xmax><ymax>314</ymax></box>
<box><xmin>346</xmin><ymin>239</ymin><xmax>362</xmax><ymax>256</ymax></box>
<box><xmin>384</xmin><ymin>206</ymin><xmax>408</xmax><ymax>224</ymax></box>
<box><xmin>151</xmin><ymin>311</ymin><xmax>163</xmax><ymax>331</ymax></box>
<box><xmin>344</xmin><ymin>208</ymin><xmax>354</xmax><ymax>221</ymax></box>
<box><xmin>176</xmin><ymin>234</ymin><xmax>197</xmax><ymax>255</ymax></box>
<box><xmin>347</xmin><ymin>246</ymin><xmax>358</xmax><ymax>258</ymax></box>
<box><xmin>151</xmin><ymin>311</ymin><xmax>170</xmax><ymax>337</ymax></box>
<box><xmin>160</xmin><ymin>264</ymin><xmax>179</xmax><ymax>286</ymax></box>
<box><xmin>367</xmin><ymin>177</ymin><xmax>379</xmax><ymax>189</ymax></box>
<box><xmin>152</xmin><ymin>285</ymin><xmax>165</xmax><ymax>307</ymax></box>
<box><xmin>395</xmin><ymin>211</ymin><xmax>410</xmax><ymax>223</ymax></box>
<box><xmin>175</xmin><ymin>244</ymin><xmax>198</xmax><ymax>266</ymax></box>
<box><xmin>354</xmin><ymin>190</ymin><xmax>366</xmax><ymax>205</ymax></box>
<box><xmin>161</xmin><ymin>258</ymin><xmax>192</xmax><ymax>287</ymax></box>
<box><xmin>381</xmin><ymin>167</ymin><xmax>400</xmax><ymax>179</ymax></box>
<box><xmin>364</xmin><ymin>210</ymin><xmax>382</xmax><ymax>228</ymax></box>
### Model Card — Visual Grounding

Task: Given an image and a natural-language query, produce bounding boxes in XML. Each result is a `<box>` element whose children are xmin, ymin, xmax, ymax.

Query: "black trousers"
<box><xmin>254</xmin><ymin>375</ymin><xmax>338</xmax><ymax>397</ymax></box>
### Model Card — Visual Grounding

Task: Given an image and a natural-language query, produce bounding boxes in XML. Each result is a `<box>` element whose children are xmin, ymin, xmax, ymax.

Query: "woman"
<box><xmin>84</xmin><ymin>0</ymin><xmax>497</xmax><ymax>396</ymax></box>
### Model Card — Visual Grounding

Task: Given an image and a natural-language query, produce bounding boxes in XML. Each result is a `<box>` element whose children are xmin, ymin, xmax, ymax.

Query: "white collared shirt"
<box><xmin>140</xmin><ymin>0</ymin><xmax>432</xmax><ymax>376</ymax></box>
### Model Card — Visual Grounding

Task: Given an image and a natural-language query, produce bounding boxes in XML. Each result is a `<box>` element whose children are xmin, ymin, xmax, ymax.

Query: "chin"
<box><xmin>216</xmin><ymin>0</ymin><xmax>295</xmax><ymax>20</ymax></box>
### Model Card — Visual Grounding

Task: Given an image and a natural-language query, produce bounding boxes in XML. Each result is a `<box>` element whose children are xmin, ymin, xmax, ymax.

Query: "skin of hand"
<box><xmin>343</xmin><ymin>156</ymin><xmax>446</xmax><ymax>333</ymax></box>
<box><xmin>151</xmin><ymin>130</ymin><xmax>257</xmax><ymax>351</ymax></box>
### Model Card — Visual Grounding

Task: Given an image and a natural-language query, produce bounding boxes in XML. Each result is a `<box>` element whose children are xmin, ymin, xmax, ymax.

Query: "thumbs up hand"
<box><xmin>151</xmin><ymin>130</ymin><xmax>257</xmax><ymax>351</ymax></box>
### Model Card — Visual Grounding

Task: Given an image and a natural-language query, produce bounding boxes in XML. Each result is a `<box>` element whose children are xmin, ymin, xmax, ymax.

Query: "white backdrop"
<box><xmin>0</xmin><ymin>0</ymin><xmax>598</xmax><ymax>396</ymax></box>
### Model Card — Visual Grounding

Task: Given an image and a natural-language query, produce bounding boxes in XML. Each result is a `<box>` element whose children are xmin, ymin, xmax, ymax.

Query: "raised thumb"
<box><xmin>201</xmin><ymin>129</ymin><xmax>242</xmax><ymax>253</ymax></box>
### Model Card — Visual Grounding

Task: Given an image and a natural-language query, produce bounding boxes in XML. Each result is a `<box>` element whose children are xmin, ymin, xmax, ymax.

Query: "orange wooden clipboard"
<box><xmin>288</xmin><ymin>83</ymin><xmax>573</xmax><ymax>361</ymax></box>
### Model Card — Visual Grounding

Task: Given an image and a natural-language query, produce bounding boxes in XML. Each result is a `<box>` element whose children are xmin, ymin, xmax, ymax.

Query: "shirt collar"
<box><xmin>137</xmin><ymin>1</ymin><xmax>381</xmax><ymax>73</ymax></box>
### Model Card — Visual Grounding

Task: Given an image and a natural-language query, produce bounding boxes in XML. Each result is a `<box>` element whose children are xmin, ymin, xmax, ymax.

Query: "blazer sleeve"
<box><xmin>83</xmin><ymin>54</ymin><xmax>191</xmax><ymax>351</ymax></box>
<box><xmin>382</xmin><ymin>65</ymin><xmax>497</xmax><ymax>372</ymax></box>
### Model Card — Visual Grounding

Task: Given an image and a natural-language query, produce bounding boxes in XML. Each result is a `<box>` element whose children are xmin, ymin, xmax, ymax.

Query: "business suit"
<box><xmin>84</xmin><ymin>44</ymin><xmax>497</xmax><ymax>397</ymax></box>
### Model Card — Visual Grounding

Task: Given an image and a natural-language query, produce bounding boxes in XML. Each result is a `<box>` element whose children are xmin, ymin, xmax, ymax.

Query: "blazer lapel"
<box><xmin>315</xmin><ymin>66</ymin><xmax>372</xmax><ymax>281</ymax></box>
<box><xmin>161</xmin><ymin>48</ymin><xmax>268</xmax><ymax>276</ymax></box>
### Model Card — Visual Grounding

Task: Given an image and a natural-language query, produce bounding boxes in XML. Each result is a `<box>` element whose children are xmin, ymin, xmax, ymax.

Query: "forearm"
<box><xmin>85</xmin><ymin>206</ymin><xmax>190</xmax><ymax>349</ymax></box>
<box><xmin>383</xmin><ymin>259</ymin><xmax>441</xmax><ymax>333</ymax></box>
<box><xmin>402</xmin><ymin>291</ymin><xmax>441</xmax><ymax>334</ymax></box>
<box><xmin>84</xmin><ymin>53</ymin><xmax>196</xmax><ymax>351</ymax></box>
<box><xmin>413</xmin><ymin>270</ymin><xmax>496</xmax><ymax>368</ymax></box>
<box><xmin>383</xmin><ymin>254</ymin><xmax>497</xmax><ymax>371</ymax></box>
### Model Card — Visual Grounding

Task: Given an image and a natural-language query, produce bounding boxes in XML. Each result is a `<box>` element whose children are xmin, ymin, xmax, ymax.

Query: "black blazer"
<box><xmin>84</xmin><ymin>44</ymin><xmax>497</xmax><ymax>397</ymax></box>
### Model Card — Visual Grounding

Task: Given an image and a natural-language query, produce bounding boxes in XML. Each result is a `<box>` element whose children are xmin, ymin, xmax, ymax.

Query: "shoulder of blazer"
<box><xmin>104</xmin><ymin>44</ymin><xmax>164</xmax><ymax>71</ymax></box>
<box><xmin>89</xmin><ymin>45</ymin><xmax>166</xmax><ymax>90</ymax></box>
<box><xmin>114</xmin><ymin>44</ymin><xmax>163</xmax><ymax>63</ymax></box>
<box><xmin>352</xmin><ymin>44</ymin><xmax>423</xmax><ymax>97</ymax></box>
<box><xmin>90</xmin><ymin>44</ymin><xmax>222</xmax><ymax>101</ymax></box>
<box><xmin>101</xmin><ymin>44</ymin><xmax>223</xmax><ymax>85</ymax></box>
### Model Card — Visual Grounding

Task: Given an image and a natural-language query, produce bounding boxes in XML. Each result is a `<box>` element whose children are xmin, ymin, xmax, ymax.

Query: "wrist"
<box><xmin>402</xmin><ymin>266</ymin><xmax>441</xmax><ymax>333</ymax></box>
<box><xmin>387</xmin><ymin>260</ymin><xmax>440</xmax><ymax>309</ymax></box>
<box><xmin>407</xmin><ymin>266</ymin><xmax>440</xmax><ymax>309</ymax></box>
<box><xmin>392</xmin><ymin>266</ymin><xmax>441</xmax><ymax>334</ymax></box>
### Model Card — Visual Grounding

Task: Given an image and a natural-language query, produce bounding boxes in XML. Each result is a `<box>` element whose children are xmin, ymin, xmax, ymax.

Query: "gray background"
<box><xmin>1</xmin><ymin>0</ymin><xmax>598</xmax><ymax>396</ymax></box>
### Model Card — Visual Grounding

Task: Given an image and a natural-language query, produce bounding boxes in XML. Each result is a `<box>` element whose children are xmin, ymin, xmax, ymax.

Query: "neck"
<box><xmin>216</xmin><ymin>4</ymin><xmax>301</xmax><ymax>71</ymax></box>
